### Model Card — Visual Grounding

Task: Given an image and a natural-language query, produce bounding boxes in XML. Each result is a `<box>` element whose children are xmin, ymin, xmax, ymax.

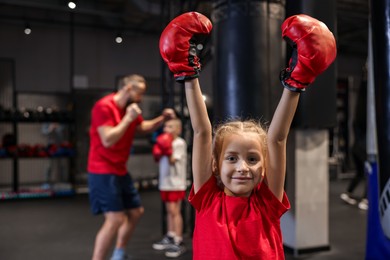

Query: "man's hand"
<box><xmin>162</xmin><ymin>108</ymin><xmax>176</xmax><ymax>121</ymax></box>
<box><xmin>124</xmin><ymin>103</ymin><xmax>142</xmax><ymax>123</ymax></box>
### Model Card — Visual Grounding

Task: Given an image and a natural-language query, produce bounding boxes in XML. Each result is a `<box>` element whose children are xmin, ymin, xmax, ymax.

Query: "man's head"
<box><xmin>120</xmin><ymin>74</ymin><xmax>146</xmax><ymax>104</ymax></box>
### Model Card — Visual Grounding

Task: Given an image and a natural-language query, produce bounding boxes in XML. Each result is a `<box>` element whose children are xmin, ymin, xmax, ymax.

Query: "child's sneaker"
<box><xmin>152</xmin><ymin>236</ymin><xmax>174</xmax><ymax>250</ymax></box>
<box><xmin>340</xmin><ymin>193</ymin><xmax>357</xmax><ymax>205</ymax></box>
<box><xmin>358</xmin><ymin>198</ymin><xmax>368</xmax><ymax>210</ymax></box>
<box><xmin>165</xmin><ymin>243</ymin><xmax>186</xmax><ymax>258</ymax></box>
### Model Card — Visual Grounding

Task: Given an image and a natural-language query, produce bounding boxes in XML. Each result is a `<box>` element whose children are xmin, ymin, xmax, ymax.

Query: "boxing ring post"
<box><xmin>365</xmin><ymin>0</ymin><xmax>390</xmax><ymax>258</ymax></box>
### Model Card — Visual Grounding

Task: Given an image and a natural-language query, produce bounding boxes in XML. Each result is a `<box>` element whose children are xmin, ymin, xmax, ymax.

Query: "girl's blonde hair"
<box><xmin>212</xmin><ymin>119</ymin><xmax>268</xmax><ymax>175</ymax></box>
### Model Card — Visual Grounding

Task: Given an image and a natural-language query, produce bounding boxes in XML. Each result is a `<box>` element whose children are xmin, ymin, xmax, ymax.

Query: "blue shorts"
<box><xmin>88</xmin><ymin>173</ymin><xmax>142</xmax><ymax>215</ymax></box>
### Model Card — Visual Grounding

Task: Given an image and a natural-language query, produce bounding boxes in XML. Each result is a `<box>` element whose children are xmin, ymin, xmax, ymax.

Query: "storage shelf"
<box><xmin>0</xmin><ymin>86</ymin><xmax>76</xmax><ymax>197</ymax></box>
<box><xmin>0</xmin><ymin>188</ymin><xmax>75</xmax><ymax>200</ymax></box>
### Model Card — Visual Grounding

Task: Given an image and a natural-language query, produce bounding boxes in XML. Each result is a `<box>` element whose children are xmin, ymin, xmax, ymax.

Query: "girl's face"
<box><xmin>218</xmin><ymin>133</ymin><xmax>265</xmax><ymax>197</ymax></box>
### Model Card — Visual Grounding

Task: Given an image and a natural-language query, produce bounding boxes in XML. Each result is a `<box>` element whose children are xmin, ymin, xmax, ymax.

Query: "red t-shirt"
<box><xmin>87</xmin><ymin>93</ymin><xmax>143</xmax><ymax>175</ymax></box>
<box><xmin>189</xmin><ymin>175</ymin><xmax>290</xmax><ymax>260</ymax></box>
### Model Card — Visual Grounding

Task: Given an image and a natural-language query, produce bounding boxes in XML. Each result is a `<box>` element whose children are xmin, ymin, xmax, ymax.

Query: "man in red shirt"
<box><xmin>88</xmin><ymin>74</ymin><xmax>176</xmax><ymax>260</ymax></box>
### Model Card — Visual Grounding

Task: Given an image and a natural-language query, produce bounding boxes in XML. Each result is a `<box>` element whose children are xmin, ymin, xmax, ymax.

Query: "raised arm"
<box><xmin>266</xmin><ymin>89</ymin><xmax>299</xmax><ymax>201</ymax></box>
<box><xmin>266</xmin><ymin>14</ymin><xmax>337</xmax><ymax>201</ymax></box>
<box><xmin>185</xmin><ymin>79</ymin><xmax>213</xmax><ymax>192</ymax></box>
<box><xmin>159</xmin><ymin>12</ymin><xmax>213</xmax><ymax>193</ymax></box>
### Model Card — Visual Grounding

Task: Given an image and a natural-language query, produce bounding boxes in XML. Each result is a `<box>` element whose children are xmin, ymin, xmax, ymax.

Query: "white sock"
<box><xmin>174</xmin><ymin>236</ymin><xmax>183</xmax><ymax>245</ymax></box>
<box><xmin>167</xmin><ymin>231</ymin><xmax>176</xmax><ymax>238</ymax></box>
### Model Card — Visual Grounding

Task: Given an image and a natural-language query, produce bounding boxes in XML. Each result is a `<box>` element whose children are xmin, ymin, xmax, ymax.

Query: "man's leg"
<box><xmin>92</xmin><ymin>212</ymin><xmax>126</xmax><ymax>260</ymax></box>
<box><xmin>114</xmin><ymin>207</ymin><xmax>144</xmax><ymax>250</ymax></box>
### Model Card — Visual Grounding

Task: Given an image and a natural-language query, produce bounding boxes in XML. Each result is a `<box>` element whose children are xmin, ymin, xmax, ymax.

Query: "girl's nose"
<box><xmin>237</xmin><ymin>160</ymin><xmax>249</xmax><ymax>172</ymax></box>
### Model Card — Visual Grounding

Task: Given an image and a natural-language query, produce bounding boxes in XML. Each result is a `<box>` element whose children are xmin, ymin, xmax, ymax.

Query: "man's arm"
<box><xmin>136</xmin><ymin>108</ymin><xmax>176</xmax><ymax>135</ymax></box>
<box><xmin>98</xmin><ymin>103</ymin><xmax>141</xmax><ymax>147</ymax></box>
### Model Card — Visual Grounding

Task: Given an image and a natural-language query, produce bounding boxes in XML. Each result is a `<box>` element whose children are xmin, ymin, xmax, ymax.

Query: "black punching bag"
<box><xmin>370</xmin><ymin>0</ymin><xmax>390</xmax><ymax>239</ymax></box>
<box><xmin>212</xmin><ymin>0</ymin><xmax>285</xmax><ymax>123</ymax></box>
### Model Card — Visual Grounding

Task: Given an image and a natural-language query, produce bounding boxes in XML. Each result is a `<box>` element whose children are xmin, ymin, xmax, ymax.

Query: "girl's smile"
<box><xmin>218</xmin><ymin>132</ymin><xmax>265</xmax><ymax>197</ymax></box>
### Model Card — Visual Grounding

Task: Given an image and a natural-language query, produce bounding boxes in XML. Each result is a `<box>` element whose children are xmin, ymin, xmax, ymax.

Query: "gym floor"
<box><xmin>0</xmin><ymin>178</ymin><xmax>366</xmax><ymax>260</ymax></box>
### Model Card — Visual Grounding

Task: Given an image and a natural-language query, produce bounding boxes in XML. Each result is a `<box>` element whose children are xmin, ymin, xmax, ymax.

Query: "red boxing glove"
<box><xmin>280</xmin><ymin>14</ymin><xmax>337</xmax><ymax>92</ymax></box>
<box><xmin>153</xmin><ymin>133</ymin><xmax>173</xmax><ymax>162</ymax></box>
<box><xmin>159</xmin><ymin>12</ymin><xmax>212</xmax><ymax>82</ymax></box>
<box><xmin>152</xmin><ymin>144</ymin><xmax>163</xmax><ymax>162</ymax></box>
<box><xmin>157</xmin><ymin>133</ymin><xmax>173</xmax><ymax>155</ymax></box>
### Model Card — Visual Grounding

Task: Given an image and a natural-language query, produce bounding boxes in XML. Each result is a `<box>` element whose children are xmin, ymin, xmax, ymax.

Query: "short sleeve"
<box><xmin>172</xmin><ymin>139</ymin><xmax>186</xmax><ymax>161</ymax></box>
<box><xmin>256</xmin><ymin>182</ymin><xmax>290</xmax><ymax>219</ymax></box>
<box><xmin>189</xmin><ymin>175</ymin><xmax>220</xmax><ymax>211</ymax></box>
<box><xmin>92</xmin><ymin>103</ymin><xmax>115</xmax><ymax>127</ymax></box>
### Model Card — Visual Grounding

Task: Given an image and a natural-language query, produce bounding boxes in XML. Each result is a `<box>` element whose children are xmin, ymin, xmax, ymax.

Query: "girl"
<box><xmin>159</xmin><ymin>11</ymin><xmax>336</xmax><ymax>259</ymax></box>
<box><xmin>185</xmin><ymin>78</ymin><xmax>298</xmax><ymax>259</ymax></box>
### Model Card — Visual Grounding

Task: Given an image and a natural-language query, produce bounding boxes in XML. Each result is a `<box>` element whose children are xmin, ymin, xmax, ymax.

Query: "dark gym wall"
<box><xmin>0</xmin><ymin>23</ymin><xmax>162</xmax><ymax>92</ymax></box>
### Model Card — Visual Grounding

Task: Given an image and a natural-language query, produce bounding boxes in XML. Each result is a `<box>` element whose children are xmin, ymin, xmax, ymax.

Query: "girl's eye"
<box><xmin>248</xmin><ymin>157</ymin><xmax>259</xmax><ymax>164</ymax></box>
<box><xmin>226</xmin><ymin>156</ymin><xmax>237</xmax><ymax>162</ymax></box>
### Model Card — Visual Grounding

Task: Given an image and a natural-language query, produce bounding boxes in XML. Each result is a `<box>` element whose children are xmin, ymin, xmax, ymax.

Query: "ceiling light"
<box><xmin>68</xmin><ymin>1</ymin><xmax>76</xmax><ymax>9</ymax></box>
<box><xmin>24</xmin><ymin>23</ymin><xmax>31</xmax><ymax>35</ymax></box>
<box><xmin>115</xmin><ymin>34</ymin><xmax>123</xmax><ymax>44</ymax></box>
